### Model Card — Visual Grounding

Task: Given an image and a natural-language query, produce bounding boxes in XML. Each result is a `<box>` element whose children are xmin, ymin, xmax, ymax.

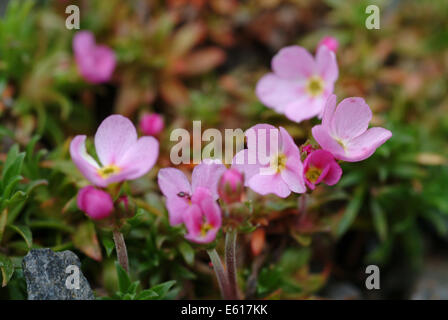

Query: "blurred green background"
<box><xmin>1</xmin><ymin>0</ymin><xmax>448</xmax><ymax>299</ymax></box>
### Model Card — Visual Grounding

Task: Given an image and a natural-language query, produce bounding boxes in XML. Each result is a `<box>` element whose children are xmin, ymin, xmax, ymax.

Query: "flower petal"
<box><xmin>322</xmin><ymin>94</ymin><xmax>337</xmax><ymax>128</ymax></box>
<box><xmin>158</xmin><ymin>168</ymin><xmax>192</xmax><ymax>198</ymax></box>
<box><xmin>94</xmin><ymin>115</ymin><xmax>138</xmax><ymax>166</ymax></box>
<box><xmin>247</xmin><ymin>173</ymin><xmax>291</xmax><ymax>198</ymax></box>
<box><xmin>73</xmin><ymin>31</ymin><xmax>95</xmax><ymax>56</ymax></box>
<box><xmin>284</xmin><ymin>96</ymin><xmax>324</xmax><ymax>123</ymax></box>
<box><xmin>232</xmin><ymin>149</ymin><xmax>263</xmax><ymax>184</ymax></box>
<box><xmin>311</xmin><ymin>125</ymin><xmax>346</xmax><ymax>160</ymax></box>
<box><xmin>281</xmin><ymin>167</ymin><xmax>306</xmax><ymax>194</ymax></box>
<box><xmin>272</xmin><ymin>46</ymin><xmax>315</xmax><ymax>79</ymax></box>
<box><xmin>323</xmin><ymin>161</ymin><xmax>343</xmax><ymax>186</ymax></box>
<box><xmin>256</xmin><ymin>73</ymin><xmax>304</xmax><ymax>112</ymax></box>
<box><xmin>70</xmin><ymin>135</ymin><xmax>106</xmax><ymax>187</ymax></box>
<box><xmin>315</xmin><ymin>46</ymin><xmax>338</xmax><ymax>83</ymax></box>
<box><xmin>331</xmin><ymin>97</ymin><xmax>372</xmax><ymax>140</ymax></box>
<box><xmin>344</xmin><ymin>127</ymin><xmax>392</xmax><ymax>162</ymax></box>
<box><xmin>166</xmin><ymin>197</ymin><xmax>190</xmax><ymax>226</ymax></box>
<box><xmin>116</xmin><ymin>136</ymin><xmax>159</xmax><ymax>180</ymax></box>
<box><xmin>191</xmin><ymin>159</ymin><xmax>227</xmax><ymax>199</ymax></box>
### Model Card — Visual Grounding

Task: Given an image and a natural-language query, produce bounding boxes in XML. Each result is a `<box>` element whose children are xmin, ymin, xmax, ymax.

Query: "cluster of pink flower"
<box><xmin>70</xmin><ymin>34</ymin><xmax>392</xmax><ymax>247</ymax></box>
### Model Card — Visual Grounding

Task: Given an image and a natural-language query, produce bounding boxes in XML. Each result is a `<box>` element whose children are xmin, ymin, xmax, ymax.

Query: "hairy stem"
<box><xmin>113</xmin><ymin>230</ymin><xmax>129</xmax><ymax>272</ymax></box>
<box><xmin>207</xmin><ymin>249</ymin><xmax>230</xmax><ymax>299</ymax></box>
<box><xmin>225</xmin><ymin>229</ymin><xmax>239</xmax><ymax>299</ymax></box>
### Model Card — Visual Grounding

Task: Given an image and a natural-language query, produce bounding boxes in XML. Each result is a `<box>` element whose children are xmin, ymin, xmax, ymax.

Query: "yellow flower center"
<box><xmin>270</xmin><ymin>153</ymin><xmax>288</xmax><ymax>173</ymax></box>
<box><xmin>306</xmin><ymin>76</ymin><xmax>324</xmax><ymax>97</ymax></box>
<box><xmin>200</xmin><ymin>223</ymin><xmax>213</xmax><ymax>236</ymax></box>
<box><xmin>305</xmin><ymin>166</ymin><xmax>323</xmax><ymax>183</ymax></box>
<box><xmin>97</xmin><ymin>165</ymin><xmax>121</xmax><ymax>179</ymax></box>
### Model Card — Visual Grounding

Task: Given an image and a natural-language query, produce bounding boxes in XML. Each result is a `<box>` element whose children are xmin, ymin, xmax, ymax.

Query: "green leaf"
<box><xmin>371</xmin><ymin>200</ymin><xmax>388</xmax><ymax>242</ymax></box>
<box><xmin>0</xmin><ymin>209</ymin><xmax>7</xmax><ymax>243</ymax></box>
<box><xmin>148</xmin><ymin>280</ymin><xmax>176</xmax><ymax>300</ymax></box>
<box><xmin>178</xmin><ymin>242</ymin><xmax>194</xmax><ymax>266</ymax></box>
<box><xmin>8</xmin><ymin>225</ymin><xmax>32</xmax><ymax>249</ymax></box>
<box><xmin>0</xmin><ymin>253</ymin><xmax>14</xmax><ymax>287</ymax></box>
<box><xmin>136</xmin><ymin>289</ymin><xmax>159</xmax><ymax>300</ymax></box>
<box><xmin>336</xmin><ymin>185</ymin><xmax>365</xmax><ymax>237</ymax></box>
<box><xmin>102</xmin><ymin>236</ymin><xmax>115</xmax><ymax>257</ymax></box>
<box><xmin>116</xmin><ymin>262</ymin><xmax>131</xmax><ymax>293</ymax></box>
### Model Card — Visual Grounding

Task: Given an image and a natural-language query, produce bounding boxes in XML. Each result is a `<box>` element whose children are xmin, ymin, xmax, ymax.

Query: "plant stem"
<box><xmin>113</xmin><ymin>229</ymin><xmax>129</xmax><ymax>272</ymax></box>
<box><xmin>299</xmin><ymin>194</ymin><xmax>308</xmax><ymax>225</ymax></box>
<box><xmin>225</xmin><ymin>229</ymin><xmax>239</xmax><ymax>299</ymax></box>
<box><xmin>207</xmin><ymin>249</ymin><xmax>230</xmax><ymax>299</ymax></box>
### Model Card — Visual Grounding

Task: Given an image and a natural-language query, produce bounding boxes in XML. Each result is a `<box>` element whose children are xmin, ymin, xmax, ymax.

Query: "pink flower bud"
<box><xmin>318</xmin><ymin>36</ymin><xmax>339</xmax><ymax>53</ymax></box>
<box><xmin>77</xmin><ymin>186</ymin><xmax>114</xmax><ymax>220</ymax></box>
<box><xmin>302</xmin><ymin>144</ymin><xmax>315</xmax><ymax>156</ymax></box>
<box><xmin>217</xmin><ymin>168</ymin><xmax>244</xmax><ymax>204</ymax></box>
<box><xmin>139</xmin><ymin>113</ymin><xmax>164</xmax><ymax>136</ymax></box>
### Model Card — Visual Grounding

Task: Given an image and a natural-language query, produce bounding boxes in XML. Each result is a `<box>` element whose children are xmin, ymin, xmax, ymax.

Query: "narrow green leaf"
<box><xmin>178</xmin><ymin>242</ymin><xmax>194</xmax><ymax>266</ymax></box>
<box><xmin>149</xmin><ymin>280</ymin><xmax>176</xmax><ymax>300</ymax></box>
<box><xmin>8</xmin><ymin>225</ymin><xmax>32</xmax><ymax>249</ymax></box>
<box><xmin>116</xmin><ymin>262</ymin><xmax>131</xmax><ymax>293</ymax></box>
<box><xmin>0</xmin><ymin>253</ymin><xmax>14</xmax><ymax>287</ymax></box>
<box><xmin>371</xmin><ymin>200</ymin><xmax>388</xmax><ymax>242</ymax></box>
<box><xmin>337</xmin><ymin>186</ymin><xmax>365</xmax><ymax>237</ymax></box>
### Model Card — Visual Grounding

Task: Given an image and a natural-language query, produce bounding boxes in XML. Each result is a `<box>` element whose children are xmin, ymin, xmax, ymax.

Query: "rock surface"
<box><xmin>22</xmin><ymin>248</ymin><xmax>94</xmax><ymax>300</ymax></box>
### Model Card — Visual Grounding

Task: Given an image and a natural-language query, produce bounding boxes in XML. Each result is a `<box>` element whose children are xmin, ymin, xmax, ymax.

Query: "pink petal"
<box><xmin>183</xmin><ymin>204</ymin><xmax>202</xmax><ymax>236</ymax></box>
<box><xmin>247</xmin><ymin>173</ymin><xmax>291</xmax><ymax>198</ymax></box>
<box><xmin>272</xmin><ymin>46</ymin><xmax>315</xmax><ymax>79</ymax></box>
<box><xmin>166</xmin><ymin>197</ymin><xmax>190</xmax><ymax>226</ymax></box>
<box><xmin>311</xmin><ymin>125</ymin><xmax>346</xmax><ymax>160</ymax></box>
<box><xmin>157</xmin><ymin>168</ymin><xmax>192</xmax><ymax>198</ymax></box>
<box><xmin>322</xmin><ymin>94</ymin><xmax>337</xmax><ymax>128</ymax></box>
<box><xmin>315</xmin><ymin>46</ymin><xmax>338</xmax><ymax>83</ymax></box>
<box><xmin>279</xmin><ymin>127</ymin><xmax>299</xmax><ymax>158</ymax></box>
<box><xmin>73</xmin><ymin>31</ymin><xmax>95</xmax><ymax>56</ymax></box>
<box><xmin>191</xmin><ymin>159</ymin><xmax>226</xmax><ymax>199</ymax></box>
<box><xmin>232</xmin><ymin>149</ymin><xmax>263</xmax><ymax>184</ymax></box>
<box><xmin>344</xmin><ymin>127</ymin><xmax>392</xmax><ymax>162</ymax></box>
<box><xmin>94</xmin><ymin>115</ymin><xmax>138</xmax><ymax>166</ymax></box>
<box><xmin>255</xmin><ymin>73</ymin><xmax>304</xmax><ymax>113</ymax></box>
<box><xmin>70</xmin><ymin>135</ymin><xmax>106</xmax><ymax>187</ymax></box>
<box><xmin>116</xmin><ymin>136</ymin><xmax>159</xmax><ymax>180</ymax></box>
<box><xmin>284</xmin><ymin>96</ymin><xmax>325</xmax><ymax>123</ymax></box>
<box><xmin>281</xmin><ymin>167</ymin><xmax>306</xmax><ymax>194</ymax></box>
<box><xmin>323</xmin><ymin>161</ymin><xmax>343</xmax><ymax>185</ymax></box>
<box><xmin>245</xmin><ymin>124</ymin><xmax>280</xmax><ymax>165</ymax></box>
<box><xmin>331</xmin><ymin>97</ymin><xmax>372</xmax><ymax>140</ymax></box>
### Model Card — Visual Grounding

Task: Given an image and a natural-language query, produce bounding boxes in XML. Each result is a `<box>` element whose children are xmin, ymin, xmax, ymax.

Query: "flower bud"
<box><xmin>77</xmin><ymin>186</ymin><xmax>114</xmax><ymax>220</ymax></box>
<box><xmin>318</xmin><ymin>36</ymin><xmax>339</xmax><ymax>53</ymax></box>
<box><xmin>139</xmin><ymin>113</ymin><xmax>164</xmax><ymax>136</ymax></box>
<box><xmin>218</xmin><ymin>168</ymin><xmax>244</xmax><ymax>204</ymax></box>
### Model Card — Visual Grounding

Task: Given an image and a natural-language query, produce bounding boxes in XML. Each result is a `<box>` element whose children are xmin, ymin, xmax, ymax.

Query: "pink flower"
<box><xmin>77</xmin><ymin>186</ymin><xmax>114</xmax><ymax>220</ymax></box>
<box><xmin>158</xmin><ymin>159</ymin><xmax>226</xmax><ymax>226</ymax></box>
<box><xmin>256</xmin><ymin>45</ymin><xmax>338</xmax><ymax>123</ymax></box>
<box><xmin>73</xmin><ymin>31</ymin><xmax>116</xmax><ymax>84</ymax></box>
<box><xmin>139</xmin><ymin>113</ymin><xmax>164</xmax><ymax>136</ymax></box>
<box><xmin>232</xmin><ymin>124</ymin><xmax>306</xmax><ymax>198</ymax></box>
<box><xmin>184</xmin><ymin>187</ymin><xmax>222</xmax><ymax>244</ymax></box>
<box><xmin>318</xmin><ymin>36</ymin><xmax>339</xmax><ymax>53</ymax></box>
<box><xmin>70</xmin><ymin>115</ymin><xmax>159</xmax><ymax>187</ymax></box>
<box><xmin>217</xmin><ymin>168</ymin><xmax>244</xmax><ymax>204</ymax></box>
<box><xmin>312</xmin><ymin>95</ymin><xmax>392</xmax><ymax>162</ymax></box>
<box><xmin>303</xmin><ymin>150</ymin><xmax>342</xmax><ymax>190</ymax></box>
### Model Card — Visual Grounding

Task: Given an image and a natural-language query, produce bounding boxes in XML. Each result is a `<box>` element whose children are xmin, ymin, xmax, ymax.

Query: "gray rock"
<box><xmin>22</xmin><ymin>248</ymin><xmax>94</xmax><ymax>300</ymax></box>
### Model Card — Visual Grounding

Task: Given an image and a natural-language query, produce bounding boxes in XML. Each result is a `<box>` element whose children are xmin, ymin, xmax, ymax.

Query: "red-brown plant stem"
<box><xmin>113</xmin><ymin>229</ymin><xmax>129</xmax><ymax>273</ymax></box>
<box><xmin>225</xmin><ymin>228</ymin><xmax>239</xmax><ymax>299</ymax></box>
<box><xmin>207</xmin><ymin>249</ymin><xmax>231</xmax><ymax>299</ymax></box>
